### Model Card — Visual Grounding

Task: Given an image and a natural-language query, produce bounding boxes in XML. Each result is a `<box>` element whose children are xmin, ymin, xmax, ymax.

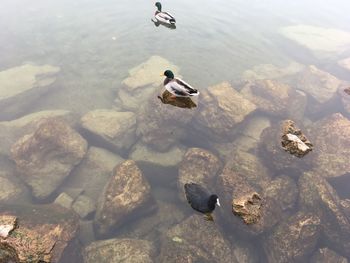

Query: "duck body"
<box><xmin>163</xmin><ymin>70</ymin><xmax>199</xmax><ymax>98</ymax></box>
<box><xmin>153</xmin><ymin>2</ymin><xmax>176</xmax><ymax>25</ymax></box>
<box><xmin>184</xmin><ymin>183</ymin><xmax>219</xmax><ymax>214</ymax></box>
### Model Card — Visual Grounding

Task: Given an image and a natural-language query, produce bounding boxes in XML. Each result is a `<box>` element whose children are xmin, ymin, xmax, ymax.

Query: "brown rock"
<box><xmin>10</xmin><ymin>118</ymin><xmax>87</xmax><ymax>200</ymax></box>
<box><xmin>232</xmin><ymin>192</ymin><xmax>262</xmax><ymax>225</ymax></box>
<box><xmin>0</xmin><ymin>215</ymin><xmax>17</xmax><ymax>238</ymax></box>
<box><xmin>84</xmin><ymin>238</ymin><xmax>156</xmax><ymax>263</ymax></box>
<box><xmin>178</xmin><ymin>148</ymin><xmax>222</xmax><ymax>200</ymax></box>
<box><xmin>0</xmin><ymin>204</ymin><xmax>79</xmax><ymax>263</ymax></box>
<box><xmin>94</xmin><ymin>160</ymin><xmax>154</xmax><ymax>237</ymax></box>
<box><xmin>263</xmin><ymin>212</ymin><xmax>321</xmax><ymax>263</ymax></box>
<box><xmin>311</xmin><ymin>247</ymin><xmax>348</xmax><ymax>263</ymax></box>
<box><xmin>309</xmin><ymin>113</ymin><xmax>350</xmax><ymax>178</ymax></box>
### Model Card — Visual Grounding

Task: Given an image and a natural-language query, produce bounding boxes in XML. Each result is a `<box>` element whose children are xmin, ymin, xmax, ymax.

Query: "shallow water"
<box><xmin>1</xmin><ymin>0</ymin><xmax>350</xmax><ymax>262</ymax></box>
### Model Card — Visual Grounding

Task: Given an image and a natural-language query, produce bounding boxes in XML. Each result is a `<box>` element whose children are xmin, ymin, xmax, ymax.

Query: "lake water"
<box><xmin>1</xmin><ymin>0</ymin><xmax>350</xmax><ymax>262</ymax></box>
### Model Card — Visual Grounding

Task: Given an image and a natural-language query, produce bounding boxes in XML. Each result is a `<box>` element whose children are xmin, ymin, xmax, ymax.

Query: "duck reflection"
<box><xmin>151</xmin><ymin>19</ymin><xmax>176</xmax><ymax>29</ymax></box>
<box><xmin>157</xmin><ymin>90</ymin><xmax>197</xmax><ymax>109</ymax></box>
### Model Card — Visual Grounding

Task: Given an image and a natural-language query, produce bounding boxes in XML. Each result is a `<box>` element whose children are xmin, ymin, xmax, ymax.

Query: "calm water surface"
<box><xmin>1</xmin><ymin>0</ymin><xmax>350</xmax><ymax>262</ymax></box>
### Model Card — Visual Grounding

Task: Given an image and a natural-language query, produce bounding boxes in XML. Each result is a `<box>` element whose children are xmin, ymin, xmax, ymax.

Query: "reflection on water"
<box><xmin>1</xmin><ymin>0</ymin><xmax>350</xmax><ymax>262</ymax></box>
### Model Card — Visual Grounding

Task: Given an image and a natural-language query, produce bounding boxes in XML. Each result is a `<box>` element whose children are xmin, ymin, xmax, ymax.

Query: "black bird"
<box><xmin>184</xmin><ymin>183</ymin><xmax>220</xmax><ymax>221</ymax></box>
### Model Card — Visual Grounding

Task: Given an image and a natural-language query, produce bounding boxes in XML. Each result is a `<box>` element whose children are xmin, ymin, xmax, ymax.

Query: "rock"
<box><xmin>263</xmin><ymin>212</ymin><xmax>321</xmax><ymax>263</ymax></box>
<box><xmin>259</xmin><ymin>123</ymin><xmax>312</xmax><ymax>175</ymax></box>
<box><xmin>339</xmin><ymin>57</ymin><xmax>350</xmax><ymax>72</ymax></box>
<box><xmin>0</xmin><ymin>215</ymin><xmax>17</xmax><ymax>238</ymax></box>
<box><xmin>0</xmin><ymin>110</ymin><xmax>75</xmax><ymax>157</ymax></box>
<box><xmin>281</xmin><ymin>120</ymin><xmax>313</xmax><ymax>157</ymax></box>
<box><xmin>10</xmin><ymin>118</ymin><xmax>88</xmax><ymax>200</ymax></box>
<box><xmin>159</xmin><ymin>215</ymin><xmax>240</xmax><ymax>263</ymax></box>
<box><xmin>299</xmin><ymin>172</ymin><xmax>350</xmax><ymax>257</ymax></box>
<box><xmin>81</xmin><ymin>109</ymin><xmax>137</xmax><ymax>152</ymax></box>
<box><xmin>84</xmin><ymin>238</ymin><xmax>156</xmax><ymax>263</ymax></box>
<box><xmin>78</xmin><ymin>220</ymin><xmax>95</xmax><ymax>246</ymax></box>
<box><xmin>241</xmin><ymin>62</ymin><xmax>304</xmax><ymax>81</ymax></box>
<box><xmin>136</xmin><ymin>92</ymin><xmax>196</xmax><ymax>152</ymax></box>
<box><xmin>130</xmin><ymin>142</ymin><xmax>186</xmax><ymax>167</ymax></box>
<box><xmin>309</xmin><ymin>113</ymin><xmax>350</xmax><ymax>178</ymax></box>
<box><xmin>63</xmin><ymin>146</ymin><xmax>124</xmax><ymax>202</ymax></box>
<box><xmin>178</xmin><ymin>148</ymin><xmax>222</xmax><ymax>200</ymax></box>
<box><xmin>295</xmin><ymin>65</ymin><xmax>343</xmax><ymax>105</ymax></box>
<box><xmin>232</xmin><ymin>192</ymin><xmax>262</xmax><ymax>225</ymax></box>
<box><xmin>0</xmin><ymin>64</ymin><xmax>60</xmax><ymax>120</ymax></box>
<box><xmin>54</xmin><ymin>192</ymin><xmax>74</xmax><ymax>209</ymax></box>
<box><xmin>94</xmin><ymin>160</ymin><xmax>154</xmax><ymax>237</ymax></box>
<box><xmin>118</xmin><ymin>56</ymin><xmax>180</xmax><ymax>111</ymax></box>
<box><xmin>280</xmin><ymin>25</ymin><xmax>350</xmax><ymax>55</ymax></box>
<box><xmin>193</xmin><ymin>82</ymin><xmax>257</xmax><ymax>141</ymax></box>
<box><xmin>311</xmin><ymin>247</ymin><xmax>348</xmax><ymax>263</ymax></box>
<box><xmin>158</xmin><ymin>90</ymin><xmax>197</xmax><ymax>109</ymax></box>
<box><xmin>0</xmin><ymin>171</ymin><xmax>26</xmax><ymax>204</ymax></box>
<box><xmin>72</xmin><ymin>195</ymin><xmax>96</xmax><ymax>219</ymax></box>
<box><xmin>264</xmin><ymin>175</ymin><xmax>298</xmax><ymax>211</ymax></box>
<box><xmin>240</xmin><ymin>79</ymin><xmax>306</xmax><ymax>119</ymax></box>
<box><xmin>338</xmin><ymin>86</ymin><xmax>350</xmax><ymax>115</ymax></box>
<box><xmin>0</xmin><ymin>204</ymin><xmax>79</xmax><ymax>263</ymax></box>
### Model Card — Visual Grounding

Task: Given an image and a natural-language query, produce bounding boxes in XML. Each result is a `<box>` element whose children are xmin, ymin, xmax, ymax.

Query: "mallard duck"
<box><xmin>162</xmin><ymin>70</ymin><xmax>199</xmax><ymax>100</ymax></box>
<box><xmin>184</xmin><ymin>183</ymin><xmax>220</xmax><ymax>221</ymax></box>
<box><xmin>152</xmin><ymin>2</ymin><xmax>176</xmax><ymax>25</ymax></box>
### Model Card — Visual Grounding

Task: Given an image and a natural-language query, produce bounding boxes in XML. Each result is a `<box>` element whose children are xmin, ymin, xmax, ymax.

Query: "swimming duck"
<box><xmin>162</xmin><ymin>70</ymin><xmax>199</xmax><ymax>100</ymax></box>
<box><xmin>184</xmin><ymin>183</ymin><xmax>220</xmax><ymax>221</ymax></box>
<box><xmin>152</xmin><ymin>2</ymin><xmax>176</xmax><ymax>25</ymax></box>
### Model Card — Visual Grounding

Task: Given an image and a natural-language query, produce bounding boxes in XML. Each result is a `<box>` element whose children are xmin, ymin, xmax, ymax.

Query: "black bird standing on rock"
<box><xmin>184</xmin><ymin>182</ymin><xmax>220</xmax><ymax>221</ymax></box>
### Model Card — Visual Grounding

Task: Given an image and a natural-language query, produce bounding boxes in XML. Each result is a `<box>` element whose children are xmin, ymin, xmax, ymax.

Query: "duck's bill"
<box><xmin>217</xmin><ymin>198</ymin><xmax>221</xmax><ymax>207</ymax></box>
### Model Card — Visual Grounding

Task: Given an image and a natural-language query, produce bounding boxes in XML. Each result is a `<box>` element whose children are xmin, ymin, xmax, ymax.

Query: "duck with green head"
<box><xmin>152</xmin><ymin>2</ymin><xmax>176</xmax><ymax>25</ymax></box>
<box><xmin>162</xmin><ymin>70</ymin><xmax>199</xmax><ymax>100</ymax></box>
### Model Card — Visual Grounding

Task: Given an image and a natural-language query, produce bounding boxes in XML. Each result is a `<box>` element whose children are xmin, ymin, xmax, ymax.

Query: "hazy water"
<box><xmin>1</xmin><ymin>0</ymin><xmax>350</xmax><ymax>262</ymax></box>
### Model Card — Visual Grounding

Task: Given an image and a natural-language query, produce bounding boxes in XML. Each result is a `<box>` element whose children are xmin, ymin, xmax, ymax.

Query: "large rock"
<box><xmin>193</xmin><ymin>82</ymin><xmax>257</xmax><ymax>141</ymax></box>
<box><xmin>62</xmin><ymin>146</ymin><xmax>124</xmax><ymax>202</ymax></box>
<box><xmin>280</xmin><ymin>25</ymin><xmax>350</xmax><ymax>56</ymax></box>
<box><xmin>311</xmin><ymin>247</ymin><xmax>348</xmax><ymax>263</ymax></box>
<box><xmin>136</xmin><ymin>92</ymin><xmax>196</xmax><ymax>152</ymax></box>
<box><xmin>10</xmin><ymin>118</ymin><xmax>87</xmax><ymax>200</ymax></box>
<box><xmin>263</xmin><ymin>212</ymin><xmax>321</xmax><ymax>263</ymax></box>
<box><xmin>299</xmin><ymin>172</ymin><xmax>350</xmax><ymax>257</ymax></box>
<box><xmin>0</xmin><ymin>110</ymin><xmax>75</xmax><ymax>157</ymax></box>
<box><xmin>178</xmin><ymin>148</ymin><xmax>222</xmax><ymax>200</ymax></box>
<box><xmin>309</xmin><ymin>113</ymin><xmax>350</xmax><ymax>178</ymax></box>
<box><xmin>81</xmin><ymin>109</ymin><xmax>137</xmax><ymax>152</ymax></box>
<box><xmin>240</xmin><ymin>79</ymin><xmax>307</xmax><ymax>119</ymax></box>
<box><xmin>0</xmin><ymin>204</ymin><xmax>79</xmax><ymax>263</ymax></box>
<box><xmin>295</xmin><ymin>65</ymin><xmax>343</xmax><ymax>105</ymax></box>
<box><xmin>0</xmin><ymin>171</ymin><xmax>27</xmax><ymax>204</ymax></box>
<box><xmin>158</xmin><ymin>215</ymin><xmax>241</xmax><ymax>263</ymax></box>
<box><xmin>94</xmin><ymin>160</ymin><xmax>154</xmax><ymax>237</ymax></box>
<box><xmin>84</xmin><ymin>238</ymin><xmax>156</xmax><ymax>263</ymax></box>
<box><xmin>0</xmin><ymin>64</ymin><xmax>60</xmax><ymax>120</ymax></box>
<box><xmin>117</xmin><ymin>56</ymin><xmax>180</xmax><ymax>111</ymax></box>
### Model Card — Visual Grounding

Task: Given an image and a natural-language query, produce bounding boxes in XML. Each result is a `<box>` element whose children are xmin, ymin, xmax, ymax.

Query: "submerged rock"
<box><xmin>232</xmin><ymin>192</ymin><xmax>262</xmax><ymax>225</ymax></box>
<box><xmin>193</xmin><ymin>82</ymin><xmax>257</xmax><ymax>141</ymax></box>
<box><xmin>72</xmin><ymin>194</ymin><xmax>96</xmax><ymax>219</ymax></box>
<box><xmin>338</xmin><ymin>86</ymin><xmax>350</xmax><ymax>115</ymax></box>
<box><xmin>10</xmin><ymin>118</ymin><xmax>87</xmax><ymax>200</ymax></box>
<box><xmin>280</xmin><ymin>25</ymin><xmax>350</xmax><ymax>55</ymax></box>
<box><xmin>0</xmin><ymin>204</ymin><xmax>79</xmax><ymax>263</ymax></box>
<box><xmin>311</xmin><ymin>247</ymin><xmax>348</xmax><ymax>263</ymax></box>
<box><xmin>81</xmin><ymin>109</ymin><xmax>137</xmax><ymax>152</ymax></box>
<box><xmin>84</xmin><ymin>238</ymin><xmax>156</xmax><ymax>263</ymax></box>
<box><xmin>263</xmin><ymin>212</ymin><xmax>321</xmax><ymax>263</ymax></box>
<box><xmin>0</xmin><ymin>64</ymin><xmax>60</xmax><ymax>120</ymax></box>
<box><xmin>309</xmin><ymin>113</ymin><xmax>350</xmax><ymax>178</ymax></box>
<box><xmin>159</xmin><ymin>215</ymin><xmax>241</xmax><ymax>263</ymax></box>
<box><xmin>0</xmin><ymin>172</ymin><xmax>26</xmax><ymax>204</ymax></box>
<box><xmin>299</xmin><ymin>172</ymin><xmax>350</xmax><ymax>257</ymax></box>
<box><xmin>0</xmin><ymin>215</ymin><xmax>17</xmax><ymax>238</ymax></box>
<box><xmin>281</xmin><ymin>120</ymin><xmax>313</xmax><ymax>157</ymax></box>
<box><xmin>158</xmin><ymin>90</ymin><xmax>197</xmax><ymax>109</ymax></box>
<box><xmin>178</xmin><ymin>148</ymin><xmax>222</xmax><ymax>200</ymax></box>
<box><xmin>94</xmin><ymin>160</ymin><xmax>154</xmax><ymax>237</ymax></box>
<box><xmin>241</xmin><ymin>79</ymin><xmax>306</xmax><ymax>119</ymax></box>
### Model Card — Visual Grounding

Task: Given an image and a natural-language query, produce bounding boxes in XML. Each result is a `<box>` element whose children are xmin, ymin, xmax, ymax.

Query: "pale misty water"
<box><xmin>1</xmin><ymin>0</ymin><xmax>350</xmax><ymax>262</ymax></box>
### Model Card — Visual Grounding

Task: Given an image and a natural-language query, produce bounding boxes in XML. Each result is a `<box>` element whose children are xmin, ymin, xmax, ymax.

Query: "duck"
<box><xmin>162</xmin><ymin>70</ymin><xmax>200</xmax><ymax>100</ymax></box>
<box><xmin>157</xmin><ymin>90</ymin><xmax>197</xmax><ymax>108</ymax></box>
<box><xmin>184</xmin><ymin>182</ymin><xmax>220</xmax><ymax>221</ymax></box>
<box><xmin>152</xmin><ymin>2</ymin><xmax>176</xmax><ymax>25</ymax></box>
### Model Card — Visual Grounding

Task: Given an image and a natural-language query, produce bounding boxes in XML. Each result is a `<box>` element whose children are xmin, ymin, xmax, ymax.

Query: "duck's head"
<box><xmin>163</xmin><ymin>70</ymin><xmax>174</xmax><ymax>79</ymax></box>
<box><xmin>208</xmin><ymin>194</ymin><xmax>220</xmax><ymax>210</ymax></box>
<box><xmin>155</xmin><ymin>2</ymin><xmax>162</xmax><ymax>12</ymax></box>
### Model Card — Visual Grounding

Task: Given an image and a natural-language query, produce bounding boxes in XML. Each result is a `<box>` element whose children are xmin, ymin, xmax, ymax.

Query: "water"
<box><xmin>1</xmin><ymin>0</ymin><xmax>350</xmax><ymax>262</ymax></box>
